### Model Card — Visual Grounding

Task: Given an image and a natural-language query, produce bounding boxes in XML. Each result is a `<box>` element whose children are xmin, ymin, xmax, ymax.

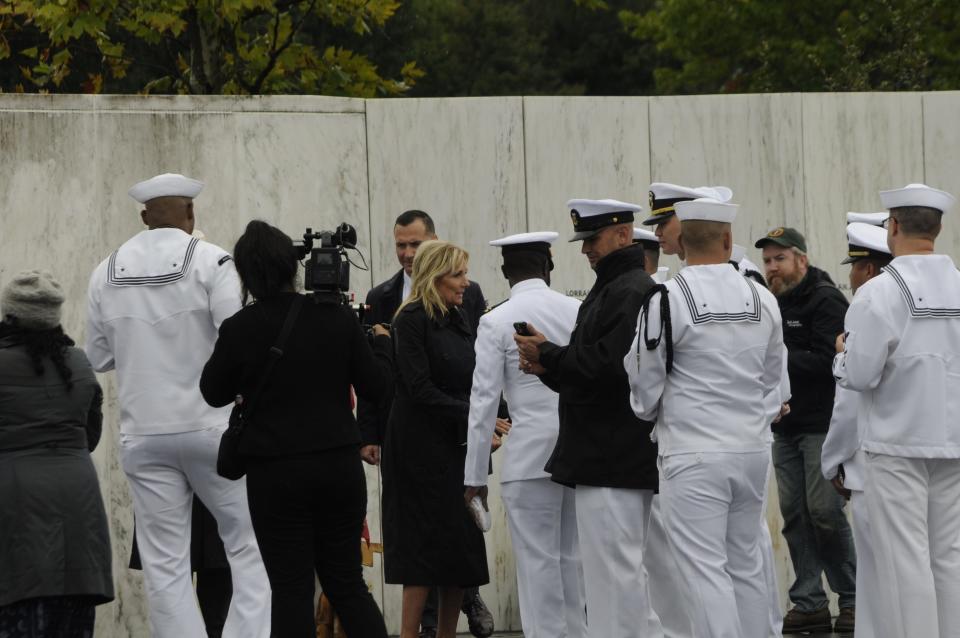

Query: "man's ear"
<box><xmin>501</xmin><ymin>265</ymin><xmax>509</xmax><ymax>280</ymax></box>
<box><xmin>140</xmin><ymin>209</ymin><xmax>149</xmax><ymax>227</ymax></box>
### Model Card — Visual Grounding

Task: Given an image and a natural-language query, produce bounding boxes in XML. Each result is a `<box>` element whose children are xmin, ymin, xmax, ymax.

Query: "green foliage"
<box><xmin>0</xmin><ymin>0</ymin><xmax>419</xmax><ymax>95</ymax></box>
<box><xmin>361</xmin><ymin>0</ymin><xmax>655</xmax><ymax>97</ymax></box>
<box><xmin>5</xmin><ymin>0</ymin><xmax>958</xmax><ymax>97</ymax></box>
<box><xmin>621</xmin><ymin>0</ymin><xmax>960</xmax><ymax>93</ymax></box>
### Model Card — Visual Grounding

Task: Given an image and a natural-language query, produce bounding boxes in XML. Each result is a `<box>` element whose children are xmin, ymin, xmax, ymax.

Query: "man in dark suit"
<box><xmin>360</xmin><ymin>209</ymin><xmax>493</xmax><ymax>638</ymax></box>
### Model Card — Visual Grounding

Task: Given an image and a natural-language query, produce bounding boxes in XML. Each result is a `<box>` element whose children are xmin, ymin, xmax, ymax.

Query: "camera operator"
<box><xmin>200</xmin><ymin>220</ymin><xmax>393</xmax><ymax>638</ymax></box>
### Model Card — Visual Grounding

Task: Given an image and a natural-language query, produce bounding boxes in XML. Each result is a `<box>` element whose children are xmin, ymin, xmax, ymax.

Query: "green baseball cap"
<box><xmin>754</xmin><ymin>227</ymin><xmax>807</xmax><ymax>253</ymax></box>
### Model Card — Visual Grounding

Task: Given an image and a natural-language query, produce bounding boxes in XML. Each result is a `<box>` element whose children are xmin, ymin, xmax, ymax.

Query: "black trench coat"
<box><xmin>381</xmin><ymin>301</ymin><xmax>489</xmax><ymax>587</ymax></box>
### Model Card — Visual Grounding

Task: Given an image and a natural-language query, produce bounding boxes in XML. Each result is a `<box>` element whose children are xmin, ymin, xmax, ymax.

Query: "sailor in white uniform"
<box><xmin>626</xmin><ymin>197</ymin><xmax>785</xmax><ymax>638</ymax></box>
<box><xmin>85</xmin><ymin>174</ymin><xmax>270</xmax><ymax>638</ymax></box>
<box><xmin>833</xmin><ymin>184</ymin><xmax>960</xmax><ymax>638</ymax></box>
<box><xmin>633</xmin><ymin>226</ymin><xmax>693</xmax><ymax>638</ymax></box>
<box><xmin>821</xmin><ymin>215</ymin><xmax>891</xmax><ymax>638</ymax></box>
<box><xmin>732</xmin><ymin>241</ymin><xmax>790</xmax><ymax>637</ymax></box>
<box><xmin>641</xmin><ymin>208</ymin><xmax>784</xmax><ymax>638</ymax></box>
<box><xmin>464</xmin><ymin>231</ymin><xmax>585</xmax><ymax>638</ymax></box>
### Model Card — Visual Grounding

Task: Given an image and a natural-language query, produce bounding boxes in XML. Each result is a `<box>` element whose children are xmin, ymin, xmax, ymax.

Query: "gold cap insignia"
<box><xmin>769</xmin><ymin>227</ymin><xmax>785</xmax><ymax>238</ymax></box>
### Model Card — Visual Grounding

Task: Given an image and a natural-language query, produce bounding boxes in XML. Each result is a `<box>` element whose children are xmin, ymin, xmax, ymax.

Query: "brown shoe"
<box><xmin>782</xmin><ymin>607</ymin><xmax>832</xmax><ymax>633</ymax></box>
<box><xmin>834</xmin><ymin>606</ymin><xmax>855</xmax><ymax>634</ymax></box>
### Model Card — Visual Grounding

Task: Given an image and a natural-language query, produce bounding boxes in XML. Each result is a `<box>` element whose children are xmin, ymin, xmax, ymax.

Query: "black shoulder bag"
<box><xmin>216</xmin><ymin>295</ymin><xmax>303</xmax><ymax>480</ymax></box>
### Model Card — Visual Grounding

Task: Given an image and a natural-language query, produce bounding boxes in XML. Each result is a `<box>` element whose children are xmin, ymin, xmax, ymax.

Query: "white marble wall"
<box><xmin>2</xmin><ymin>92</ymin><xmax>960</xmax><ymax>636</ymax></box>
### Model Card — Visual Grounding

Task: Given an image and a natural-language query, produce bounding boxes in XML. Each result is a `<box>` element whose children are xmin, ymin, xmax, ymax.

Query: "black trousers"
<box><xmin>197</xmin><ymin>567</ymin><xmax>232</xmax><ymax>638</ymax></box>
<box><xmin>246</xmin><ymin>448</ymin><xmax>388</xmax><ymax>638</ymax></box>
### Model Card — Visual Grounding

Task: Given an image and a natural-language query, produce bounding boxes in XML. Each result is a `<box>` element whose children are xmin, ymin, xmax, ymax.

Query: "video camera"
<box><xmin>293</xmin><ymin>224</ymin><xmax>368</xmax><ymax>322</ymax></box>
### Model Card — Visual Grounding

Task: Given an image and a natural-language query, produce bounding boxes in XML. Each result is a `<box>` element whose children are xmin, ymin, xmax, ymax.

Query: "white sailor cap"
<box><xmin>643</xmin><ymin>182</ymin><xmax>733</xmax><ymax>225</ymax></box>
<box><xmin>731</xmin><ymin>244</ymin><xmax>747</xmax><ymax>262</ymax></box>
<box><xmin>879</xmin><ymin>183</ymin><xmax>955</xmax><ymax>214</ymax></box>
<box><xmin>846</xmin><ymin>211</ymin><xmax>888</xmax><ymax>226</ymax></box>
<box><xmin>567</xmin><ymin>199</ymin><xmax>641</xmax><ymax>242</ymax></box>
<box><xmin>842</xmin><ymin>222</ymin><xmax>891</xmax><ymax>264</ymax></box>
<box><xmin>675</xmin><ymin>197</ymin><xmax>738</xmax><ymax>223</ymax></box>
<box><xmin>489</xmin><ymin>231</ymin><xmax>559</xmax><ymax>255</ymax></box>
<box><xmin>633</xmin><ymin>227</ymin><xmax>659</xmax><ymax>248</ymax></box>
<box><xmin>129</xmin><ymin>173</ymin><xmax>204</xmax><ymax>204</ymax></box>
<box><xmin>489</xmin><ymin>231</ymin><xmax>558</xmax><ymax>247</ymax></box>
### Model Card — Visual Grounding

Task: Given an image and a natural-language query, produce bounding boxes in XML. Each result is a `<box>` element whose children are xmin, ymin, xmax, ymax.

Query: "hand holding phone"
<box><xmin>513</xmin><ymin>321</ymin><xmax>532</xmax><ymax>336</ymax></box>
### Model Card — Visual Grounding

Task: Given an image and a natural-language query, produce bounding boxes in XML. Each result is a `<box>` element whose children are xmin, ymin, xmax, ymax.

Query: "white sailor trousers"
<box><xmin>758</xmin><ymin>460</ymin><xmax>783</xmax><ymax>637</ymax></box>
<box><xmin>849</xmin><ymin>492</ymin><xmax>876</xmax><ymax>638</ymax></box>
<box><xmin>659</xmin><ymin>451</ymin><xmax>770</xmax><ymax>638</ymax></box>
<box><xmin>864</xmin><ymin>453</ymin><xmax>960</xmax><ymax>638</ymax></box>
<box><xmin>119</xmin><ymin>426</ymin><xmax>271</xmax><ymax>638</ymax></box>
<box><xmin>645</xmin><ymin>474</ymin><xmax>782</xmax><ymax>638</ymax></box>
<box><xmin>575</xmin><ymin>485</ymin><xmax>663</xmax><ymax>638</ymax></box>
<box><xmin>645</xmin><ymin>495</ymin><xmax>694</xmax><ymax>638</ymax></box>
<box><xmin>501</xmin><ymin>478</ymin><xmax>586</xmax><ymax>638</ymax></box>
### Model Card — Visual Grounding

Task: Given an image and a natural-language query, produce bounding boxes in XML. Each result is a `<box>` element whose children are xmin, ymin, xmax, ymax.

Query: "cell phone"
<box><xmin>513</xmin><ymin>321</ymin><xmax>531</xmax><ymax>336</ymax></box>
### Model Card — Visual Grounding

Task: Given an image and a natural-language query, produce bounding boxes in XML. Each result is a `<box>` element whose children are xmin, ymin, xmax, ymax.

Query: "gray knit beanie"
<box><xmin>1</xmin><ymin>270</ymin><xmax>66</xmax><ymax>330</ymax></box>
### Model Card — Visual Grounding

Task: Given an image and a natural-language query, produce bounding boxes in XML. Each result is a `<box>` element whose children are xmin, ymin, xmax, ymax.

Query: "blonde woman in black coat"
<box><xmin>382</xmin><ymin>240</ymin><xmax>490</xmax><ymax>638</ymax></box>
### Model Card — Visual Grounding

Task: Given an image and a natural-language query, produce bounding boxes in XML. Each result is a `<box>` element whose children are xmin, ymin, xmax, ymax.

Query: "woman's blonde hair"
<box><xmin>395</xmin><ymin>240</ymin><xmax>470</xmax><ymax>321</ymax></box>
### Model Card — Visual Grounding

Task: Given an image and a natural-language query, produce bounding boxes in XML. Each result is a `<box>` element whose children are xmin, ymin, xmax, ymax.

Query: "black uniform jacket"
<box><xmin>772</xmin><ymin>266</ymin><xmax>849</xmax><ymax>435</ymax></box>
<box><xmin>537</xmin><ymin>243</ymin><xmax>659</xmax><ymax>490</ymax></box>
<box><xmin>359</xmin><ymin>269</ymin><xmax>485</xmax><ymax>446</ymax></box>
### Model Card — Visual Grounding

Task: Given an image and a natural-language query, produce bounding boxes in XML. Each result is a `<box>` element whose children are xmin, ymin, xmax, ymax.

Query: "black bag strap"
<box><xmin>240</xmin><ymin>294</ymin><xmax>303</xmax><ymax>420</ymax></box>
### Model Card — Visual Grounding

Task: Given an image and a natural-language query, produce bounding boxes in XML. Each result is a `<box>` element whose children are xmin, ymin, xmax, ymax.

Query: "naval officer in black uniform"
<box><xmin>515</xmin><ymin>198</ymin><xmax>661</xmax><ymax>638</ymax></box>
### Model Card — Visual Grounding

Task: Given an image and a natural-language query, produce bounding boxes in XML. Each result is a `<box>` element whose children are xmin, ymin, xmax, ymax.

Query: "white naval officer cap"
<box><xmin>879</xmin><ymin>183</ymin><xmax>956</xmax><ymax>214</ymax></box>
<box><xmin>633</xmin><ymin>227</ymin><xmax>659</xmax><ymax>248</ymax></box>
<box><xmin>675</xmin><ymin>197</ymin><xmax>738</xmax><ymax>223</ymax></box>
<box><xmin>842</xmin><ymin>222</ymin><xmax>892</xmax><ymax>264</ymax></box>
<box><xmin>128</xmin><ymin>173</ymin><xmax>204</xmax><ymax>204</ymax></box>
<box><xmin>566</xmin><ymin>199</ymin><xmax>642</xmax><ymax>242</ymax></box>
<box><xmin>731</xmin><ymin>244</ymin><xmax>747</xmax><ymax>262</ymax></box>
<box><xmin>846</xmin><ymin>211</ymin><xmax>888</xmax><ymax>226</ymax></box>
<box><xmin>489</xmin><ymin>231</ymin><xmax>559</xmax><ymax>248</ymax></box>
<box><xmin>642</xmin><ymin>182</ymin><xmax>734</xmax><ymax>225</ymax></box>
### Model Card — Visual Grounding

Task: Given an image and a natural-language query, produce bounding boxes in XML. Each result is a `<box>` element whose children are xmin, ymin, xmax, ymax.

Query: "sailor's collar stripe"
<box><xmin>107</xmin><ymin>237</ymin><xmax>200</xmax><ymax>286</ymax></box>
<box><xmin>674</xmin><ymin>273</ymin><xmax>762</xmax><ymax>324</ymax></box>
<box><xmin>886</xmin><ymin>265</ymin><xmax>960</xmax><ymax>318</ymax></box>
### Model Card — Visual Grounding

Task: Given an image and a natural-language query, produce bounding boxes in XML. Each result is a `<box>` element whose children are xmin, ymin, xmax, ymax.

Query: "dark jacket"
<box><xmin>358</xmin><ymin>270</ymin><xmax>486</xmax><ymax>446</ymax></box>
<box><xmin>381</xmin><ymin>301</ymin><xmax>488</xmax><ymax>586</ymax></box>
<box><xmin>0</xmin><ymin>330</ymin><xmax>113</xmax><ymax>607</ymax></box>
<box><xmin>200</xmin><ymin>293</ymin><xmax>393</xmax><ymax>456</ymax></box>
<box><xmin>772</xmin><ymin>266</ymin><xmax>849</xmax><ymax>435</ymax></box>
<box><xmin>537</xmin><ymin>243</ymin><xmax>659</xmax><ymax>490</ymax></box>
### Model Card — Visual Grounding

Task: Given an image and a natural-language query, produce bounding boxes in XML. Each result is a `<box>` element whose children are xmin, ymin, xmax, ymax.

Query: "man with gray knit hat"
<box><xmin>85</xmin><ymin>173</ymin><xmax>270</xmax><ymax>638</ymax></box>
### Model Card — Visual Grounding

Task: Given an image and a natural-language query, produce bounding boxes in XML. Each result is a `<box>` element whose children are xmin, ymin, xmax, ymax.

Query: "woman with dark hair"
<box><xmin>200</xmin><ymin>220</ymin><xmax>393</xmax><ymax>637</ymax></box>
<box><xmin>0</xmin><ymin>270</ymin><xmax>114</xmax><ymax>636</ymax></box>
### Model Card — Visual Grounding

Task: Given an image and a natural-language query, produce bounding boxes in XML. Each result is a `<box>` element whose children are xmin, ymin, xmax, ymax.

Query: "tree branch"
<box><xmin>248</xmin><ymin>0</ymin><xmax>316</xmax><ymax>94</ymax></box>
